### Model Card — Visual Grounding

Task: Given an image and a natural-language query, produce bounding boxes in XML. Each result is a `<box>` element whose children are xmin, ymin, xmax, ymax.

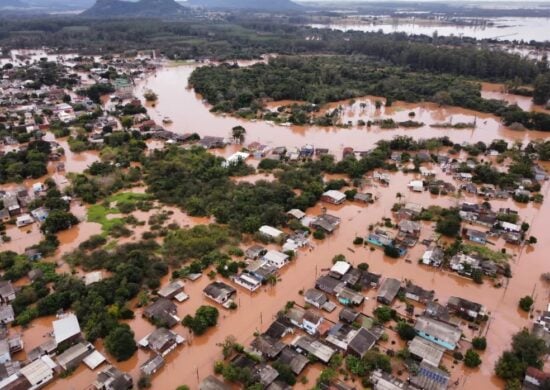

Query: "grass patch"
<box><xmin>462</xmin><ymin>243</ymin><xmax>510</xmax><ymax>263</ymax></box>
<box><xmin>87</xmin><ymin>192</ymin><xmax>151</xmax><ymax>235</ymax></box>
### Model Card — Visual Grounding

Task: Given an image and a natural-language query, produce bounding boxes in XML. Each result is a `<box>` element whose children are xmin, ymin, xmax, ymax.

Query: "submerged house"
<box><xmin>203</xmin><ymin>282</ymin><xmax>236</xmax><ymax>305</ymax></box>
<box><xmin>414</xmin><ymin>316</ymin><xmax>462</xmax><ymax>350</ymax></box>
<box><xmin>321</xmin><ymin>190</ymin><xmax>346</xmax><ymax>205</ymax></box>
<box><xmin>367</xmin><ymin>229</ymin><xmax>394</xmax><ymax>247</ymax></box>
<box><xmin>143</xmin><ymin>298</ymin><xmax>180</xmax><ymax>328</ymax></box>
<box><xmin>377</xmin><ymin>278</ymin><xmax>401</xmax><ymax>305</ymax></box>
<box><xmin>138</xmin><ymin>328</ymin><xmax>184</xmax><ymax>357</ymax></box>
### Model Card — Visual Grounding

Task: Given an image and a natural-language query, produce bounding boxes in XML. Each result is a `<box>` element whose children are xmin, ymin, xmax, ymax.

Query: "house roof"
<box><xmin>147</xmin><ymin>328</ymin><xmax>178</xmax><ymax>352</ymax></box>
<box><xmin>339</xmin><ymin>308</ymin><xmax>359</xmax><ymax>323</ymax></box>
<box><xmin>95</xmin><ymin>365</ymin><xmax>133</xmax><ymax>390</ymax></box>
<box><xmin>276</xmin><ymin>346</ymin><xmax>308</xmax><ymax>375</ymax></box>
<box><xmin>20</xmin><ymin>356</ymin><xmax>56</xmax><ymax>387</ymax></box>
<box><xmin>0</xmin><ymin>281</ymin><xmax>14</xmax><ymax>298</ymax></box>
<box><xmin>52</xmin><ymin>314</ymin><xmax>81</xmax><ymax>344</ymax></box>
<box><xmin>414</xmin><ymin>317</ymin><xmax>462</xmax><ymax>347</ymax></box>
<box><xmin>330</xmin><ymin>261</ymin><xmax>351</xmax><ymax>276</ymax></box>
<box><xmin>158</xmin><ymin>280</ymin><xmax>185</xmax><ymax>298</ymax></box>
<box><xmin>140</xmin><ymin>355</ymin><xmax>164</xmax><ymax>376</ymax></box>
<box><xmin>447</xmin><ymin>296</ymin><xmax>483</xmax><ymax>314</ymax></box>
<box><xmin>253</xmin><ymin>364</ymin><xmax>279</xmax><ymax>386</ymax></box>
<box><xmin>316</xmin><ymin>275</ymin><xmax>343</xmax><ymax>294</ymax></box>
<box><xmin>264</xmin><ymin>319</ymin><xmax>291</xmax><ymax>340</ymax></box>
<box><xmin>203</xmin><ymin>282</ymin><xmax>236</xmax><ymax>299</ymax></box>
<box><xmin>292</xmin><ymin>335</ymin><xmax>335</xmax><ymax>363</ymax></box>
<box><xmin>56</xmin><ymin>342</ymin><xmax>92</xmax><ymax>370</ymax></box>
<box><xmin>377</xmin><ymin>278</ymin><xmax>401</xmax><ymax>301</ymax></box>
<box><xmin>409</xmin><ymin>362</ymin><xmax>450</xmax><ymax>390</ymax></box>
<box><xmin>0</xmin><ymin>305</ymin><xmax>14</xmax><ymax>322</ymax></box>
<box><xmin>348</xmin><ymin>328</ymin><xmax>377</xmax><ymax>356</ymax></box>
<box><xmin>259</xmin><ymin>225</ymin><xmax>284</xmax><ymax>238</ymax></box>
<box><xmin>408</xmin><ymin>337</ymin><xmax>445</xmax><ymax>367</ymax></box>
<box><xmin>83</xmin><ymin>350</ymin><xmax>106</xmax><ymax>370</ymax></box>
<box><xmin>263</xmin><ymin>250</ymin><xmax>289</xmax><ymax>264</ymax></box>
<box><xmin>303</xmin><ymin>310</ymin><xmax>322</xmax><ymax>325</ymax></box>
<box><xmin>322</xmin><ymin>190</ymin><xmax>346</xmax><ymax>202</ymax></box>
<box><xmin>304</xmin><ymin>289</ymin><xmax>327</xmax><ymax>305</ymax></box>
<box><xmin>250</xmin><ymin>335</ymin><xmax>285</xmax><ymax>359</ymax></box>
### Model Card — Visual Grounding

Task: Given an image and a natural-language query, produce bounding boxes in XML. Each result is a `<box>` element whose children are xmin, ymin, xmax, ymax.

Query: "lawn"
<box><xmin>87</xmin><ymin>192</ymin><xmax>151</xmax><ymax>235</ymax></box>
<box><xmin>462</xmin><ymin>243</ymin><xmax>510</xmax><ymax>263</ymax></box>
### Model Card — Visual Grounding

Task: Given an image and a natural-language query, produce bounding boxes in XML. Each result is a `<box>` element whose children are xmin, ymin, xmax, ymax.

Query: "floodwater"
<box><xmin>9</xmin><ymin>63</ymin><xmax>550</xmax><ymax>389</ymax></box>
<box><xmin>135</xmin><ymin>65</ymin><xmax>550</xmax><ymax>159</ymax></box>
<box><xmin>308</xmin><ymin>16</ymin><xmax>550</xmax><ymax>42</ymax></box>
<box><xmin>44</xmin><ymin>161</ymin><xmax>550</xmax><ymax>389</ymax></box>
<box><xmin>480</xmin><ymin>82</ymin><xmax>550</xmax><ymax>114</ymax></box>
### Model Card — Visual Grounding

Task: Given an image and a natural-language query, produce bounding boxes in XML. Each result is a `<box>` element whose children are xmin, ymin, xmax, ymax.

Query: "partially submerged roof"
<box><xmin>200</xmin><ymin>375</ymin><xmax>230</xmax><ymax>390</ymax></box>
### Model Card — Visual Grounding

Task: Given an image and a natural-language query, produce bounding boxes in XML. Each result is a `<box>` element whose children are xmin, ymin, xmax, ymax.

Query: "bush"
<box><xmin>313</xmin><ymin>230</ymin><xmax>325</xmax><ymax>240</ymax></box>
<box><xmin>353</xmin><ymin>237</ymin><xmax>364</xmax><ymax>245</ymax></box>
<box><xmin>383</xmin><ymin>245</ymin><xmax>400</xmax><ymax>258</ymax></box>
<box><xmin>519</xmin><ymin>296</ymin><xmax>534</xmax><ymax>312</ymax></box>
<box><xmin>374</xmin><ymin>306</ymin><xmax>396</xmax><ymax>323</ymax></box>
<box><xmin>453</xmin><ymin>351</ymin><xmax>464</xmax><ymax>361</ymax></box>
<box><xmin>472</xmin><ymin>337</ymin><xmax>487</xmax><ymax>351</ymax></box>
<box><xmin>396</xmin><ymin>322</ymin><xmax>416</xmax><ymax>341</ymax></box>
<box><xmin>464</xmin><ymin>349</ymin><xmax>482</xmax><ymax>368</ymax></box>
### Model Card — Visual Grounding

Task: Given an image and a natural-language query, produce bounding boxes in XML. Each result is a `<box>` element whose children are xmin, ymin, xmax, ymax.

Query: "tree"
<box><xmin>41</xmin><ymin>210</ymin><xmax>79</xmax><ymax>234</ymax></box>
<box><xmin>519</xmin><ymin>296</ymin><xmax>534</xmax><ymax>312</ymax></box>
<box><xmin>383</xmin><ymin>245</ymin><xmax>400</xmax><ymax>258</ymax></box>
<box><xmin>533</xmin><ymin>73</ymin><xmax>550</xmax><ymax>105</ymax></box>
<box><xmin>143</xmin><ymin>90</ymin><xmax>158</xmax><ymax>102</ymax></box>
<box><xmin>495</xmin><ymin>330</ymin><xmax>548</xmax><ymax>383</ymax></box>
<box><xmin>472</xmin><ymin>268</ymin><xmax>483</xmax><ymax>284</ymax></box>
<box><xmin>435</xmin><ymin>210</ymin><xmax>461</xmax><ymax>237</ymax></box>
<box><xmin>104</xmin><ymin>324</ymin><xmax>137</xmax><ymax>361</ymax></box>
<box><xmin>231</xmin><ymin>126</ymin><xmax>246</xmax><ymax>144</ymax></box>
<box><xmin>396</xmin><ymin>322</ymin><xmax>416</xmax><ymax>341</ymax></box>
<box><xmin>464</xmin><ymin>349</ymin><xmax>482</xmax><ymax>368</ymax></box>
<box><xmin>433</xmin><ymin>91</ymin><xmax>453</xmax><ymax>106</ymax></box>
<box><xmin>182</xmin><ymin>305</ymin><xmax>219</xmax><ymax>335</ymax></box>
<box><xmin>374</xmin><ymin>305</ymin><xmax>395</xmax><ymax>323</ymax></box>
<box><xmin>472</xmin><ymin>337</ymin><xmax>487</xmax><ymax>351</ymax></box>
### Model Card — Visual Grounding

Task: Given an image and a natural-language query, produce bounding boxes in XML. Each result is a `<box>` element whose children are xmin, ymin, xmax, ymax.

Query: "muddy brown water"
<box><xmin>43</xmin><ymin>164</ymin><xmax>550</xmax><ymax>389</ymax></box>
<box><xmin>5</xmin><ymin>64</ymin><xmax>550</xmax><ymax>389</ymax></box>
<box><xmin>135</xmin><ymin>65</ymin><xmax>550</xmax><ymax>160</ymax></box>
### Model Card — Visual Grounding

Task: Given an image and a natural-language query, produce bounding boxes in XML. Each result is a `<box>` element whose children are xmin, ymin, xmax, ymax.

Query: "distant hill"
<box><xmin>187</xmin><ymin>0</ymin><xmax>302</xmax><ymax>11</ymax></box>
<box><xmin>82</xmin><ymin>0</ymin><xmax>190</xmax><ymax>17</ymax></box>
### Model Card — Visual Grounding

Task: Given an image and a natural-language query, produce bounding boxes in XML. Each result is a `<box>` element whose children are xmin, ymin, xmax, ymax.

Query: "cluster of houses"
<box><xmin>0</xmin><ymin>313</ymin><xmax>134</xmax><ymax>390</ymax></box>
<box><xmin>201</xmin><ymin>256</ymin><xmax>491</xmax><ymax>390</ymax></box>
<box><xmin>0</xmin><ymin>183</ymin><xmax>68</xmax><ymax>231</ymax></box>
